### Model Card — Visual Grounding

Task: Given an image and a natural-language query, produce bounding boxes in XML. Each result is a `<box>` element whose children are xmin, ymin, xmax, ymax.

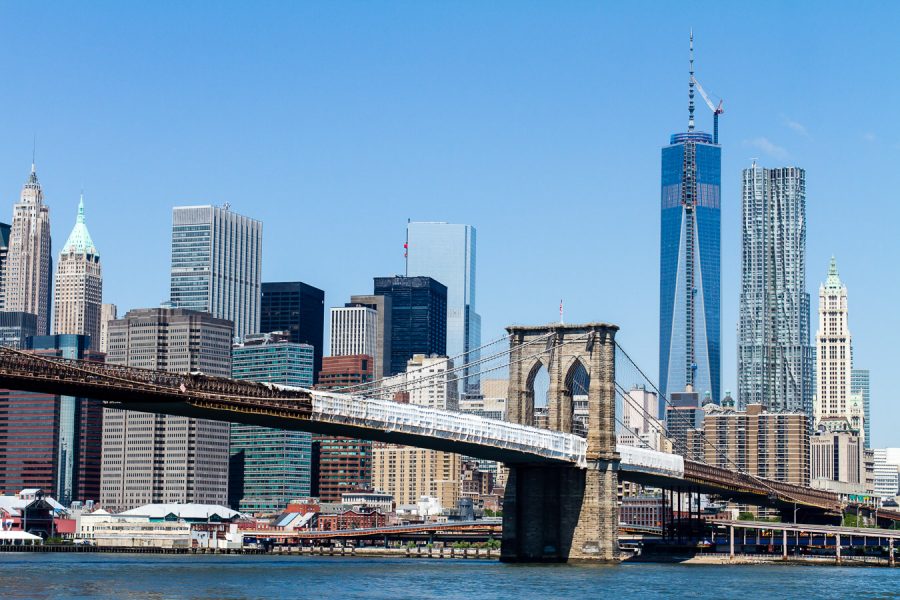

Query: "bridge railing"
<box><xmin>311</xmin><ymin>390</ymin><xmax>587</xmax><ymax>466</ymax></box>
<box><xmin>617</xmin><ymin>444</ymin><xmax>684</xmax><ymax>477</ymax></box>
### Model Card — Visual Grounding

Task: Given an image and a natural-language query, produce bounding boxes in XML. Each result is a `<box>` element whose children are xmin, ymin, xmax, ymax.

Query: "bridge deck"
<box><xmin>0</xmin><ymin>346</ymin><xmax>890</xmax><ymax>520</ymax></box>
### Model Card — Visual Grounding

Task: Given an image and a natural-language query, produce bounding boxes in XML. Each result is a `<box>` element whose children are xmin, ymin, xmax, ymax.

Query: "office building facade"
<box><xmin>851</xmin><ymin>369</ymin><xmax>871</xmax><ymax>449</ymax></box>
<box><xmin>330</xmin><ymin>304</ymin><xmax>377</xmax><ymax>370</ymax></box>
<box><xmin>100</xmin><ymin>308</ymin><xmax>233</xmax><ymax>512</ymax></box>
<box><xmin>3</xmin><ymin>165</ymin><xmax>52</xmax><ymax>335</ymax></box>
<box><xmin>0</xmin><ymin>221</ymin><xmax>10</xmax><ymax>310</ymax></box>
<box><xmin>98</xmin><ymin>303</ymin><xmax>117</xmax><ymax>354</ymax></box>
<box><xmin>347</xmin><ymin>294</ymin><xmax>392</xmax><ymax>378</ymax></box>
<box><xmin>658</xmin><ymin>45</ymin><xmax>721</xmax><ymax>411</ymax></box>
<box><xmin>373</xmin><ymin>276</ymin><xmax>447</xmax><ymax>376</ymax></box>
<box><xmin>312</xmin><ymin>355</ymin><xmax>375</xmax><ymax>502</ymax></box>
<box><xmin>406</xmin><ymin>222</ymin><xmax>481</xmax><ymax>395</ymax></box>
<box><xmin>811</xmin><ymin>428</ymin><xmax>863</xmax><ymax>493</ymax></box>
<box><xmin>0</xmin><ymin>335</ymin><xmax>103</xmax><ymax>504</ymax></box>
<box><xmin>170</xmin><ymin>205</ymin><xmax>262</xmax><ymax>339</ymax></box>
<box><xmin>229</xmin><ymin>332</ymin><xmax>314</xmax><ymax>513</ymax></box>
<box><xmin>53</xmin><ymin>197</ymin><xmax>103</xmax><ymax>343</ymax></box>
<box><xmin>737</xmin><ymin>165</ymin><xmax>812</xmax><ymax>415</ymax></box>
<box><xmin>260</xmin><ymin>281</ymin><xmax>325</xmax><ymax>381</ymax></box>
<box><xmin>665</xmin><ymin>389</ymin><xmax>703</xmax><ymax>456</ymax></box>
<box><xmin>0</xmin><ymin>311</ymin><xmax>37</xmax><ymax>349</ymax></box>
<box><xmin>873</xmin><ymin>449</ymin><xmax>899</xmax><ymax>501</ymax></box>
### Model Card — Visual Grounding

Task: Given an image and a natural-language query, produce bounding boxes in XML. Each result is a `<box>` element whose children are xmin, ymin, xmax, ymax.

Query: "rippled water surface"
<box><xmin>1</xmin><ymin>554</ymin><xmax>898</xmax><ymax>599</ymax></box>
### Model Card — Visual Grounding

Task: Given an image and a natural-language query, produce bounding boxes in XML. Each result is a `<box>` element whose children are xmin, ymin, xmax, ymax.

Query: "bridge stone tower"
<box><xmin>502</xmin><ymin>323</ymin><xmax>620</xmax><ymax>562</ymax></box>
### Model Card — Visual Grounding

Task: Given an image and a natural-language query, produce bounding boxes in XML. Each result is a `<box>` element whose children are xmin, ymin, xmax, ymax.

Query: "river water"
<box><xmin>0</xmin><ymin>554</ymin><xmax>896</xmax><ymax>599</ymax></box>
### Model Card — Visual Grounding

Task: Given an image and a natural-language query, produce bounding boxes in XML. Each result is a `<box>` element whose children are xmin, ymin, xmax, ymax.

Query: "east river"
<box><xmin>1</xmin><ymin>554</ymin><xmax>897</xmax><ymax>599</ymax></box>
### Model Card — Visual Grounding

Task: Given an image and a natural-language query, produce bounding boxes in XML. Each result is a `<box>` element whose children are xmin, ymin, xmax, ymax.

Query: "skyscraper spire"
<box><xmin>688</xmin><ymin>30</ymin><xmax>695</xmax><ymax>131</ymax></box>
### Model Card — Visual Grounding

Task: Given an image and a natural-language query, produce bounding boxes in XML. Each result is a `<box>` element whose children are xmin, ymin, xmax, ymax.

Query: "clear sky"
<box><xmin>0</xmin><ymin>2</ymin><xmax>897</xmax><ymax>445</ymax></box>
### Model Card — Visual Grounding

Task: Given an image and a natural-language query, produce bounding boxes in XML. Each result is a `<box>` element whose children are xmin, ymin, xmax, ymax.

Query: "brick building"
<box><xmin>312</xmin><ymin>355</ymin><xmax>375</xmax><ymax>502</ymax></box>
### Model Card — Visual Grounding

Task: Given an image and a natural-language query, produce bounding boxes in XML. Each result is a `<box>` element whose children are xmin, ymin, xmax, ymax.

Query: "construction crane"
<box><xmin>691</xmin><ymin>75</ymin><xmax>724</xmax><ymax>144</ymax></box>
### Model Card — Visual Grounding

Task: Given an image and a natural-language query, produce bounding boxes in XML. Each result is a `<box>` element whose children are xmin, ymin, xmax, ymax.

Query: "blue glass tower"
<box><xmin>659</xmin><ymin>35</ymin><xmax>721</xmax><ymax>415</ymax></box>
<box><xmin>406</xmin><ymin>222</ymin><xmax>480</xmax><ymax>396</ymax></box>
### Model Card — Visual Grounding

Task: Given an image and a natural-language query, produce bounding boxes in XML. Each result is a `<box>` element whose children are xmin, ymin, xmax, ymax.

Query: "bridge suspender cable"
<box><xmin>614</xmin><ymin>341</ymin><xmax>809</xmax><ymax>506</ymax></box>
<box><xmin>334</xmin><ymin>332</ymin><xmax>520</xmax><ymax>393</ymax></box>
<box><xmin>337</xmin><ymin>331</ymin><xmax>565</xmax><ymax>396</ymax></box>
<box><xmin>340</xmin><ymin>333</ymin><xmax>593</xmax><ymax>400</ymax></box>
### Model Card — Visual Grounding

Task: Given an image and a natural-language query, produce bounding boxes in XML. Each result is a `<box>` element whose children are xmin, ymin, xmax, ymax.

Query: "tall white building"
<box><xmin>813</xmin><ymin>258</ymin><xmax>856</xmax><ymax>433</ymax></box>
<box><xmin>3</xmin><ymin>164</ymin><xmax>52</xmax><ymax>334</ymax></box>
<box><xmin>98</xmin><ymin>303</ymin><xmax>117</xmax><ymax>354</ymax></box>
<box><xmin>100</xmin><ymin>308</ymin><xmax>233</xmax><ymax>512</ymax></box>
<box><xmin>53</xmin><ymin>196</ymin><xmax>102</xmax><ymax>342</ymax></box>
<box><xmin>170</xmin><ymin>205</ymin><xmax>262</xmax><ymax>339</ymax></box>
<box><xmin>330</xmin><ymin>303</ymin><xmax>378</xmax><ymax>369</ymax></box>
<box><xmin>347</xmin><ymin>294</ymin><xmax>392</xmax><ymax>378</ymax></box>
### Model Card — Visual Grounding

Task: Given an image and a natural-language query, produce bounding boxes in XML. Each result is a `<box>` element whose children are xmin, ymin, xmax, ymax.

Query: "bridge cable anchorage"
<box><xmin>334</xmin><ymin>331</ymin><xmax>521</xmax><ymax>393</ymax></box>
<box><xmin>614</xmin><ymin>341</ymin><xmax>812</xmax><ymax>508</ymax></box>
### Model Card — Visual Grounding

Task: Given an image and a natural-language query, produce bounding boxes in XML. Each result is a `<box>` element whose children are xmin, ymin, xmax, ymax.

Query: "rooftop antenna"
<box><xmin>688</xmin><ymin>30</ymin><xmax>695</xmax><ymax>132</ymax></box>
<box><xmin>404</xmin><ymin>218</ymin><xmax>410</xmax><ymax>277</ymax></box>
<box><xmin>31</xmin><ymin>134</ymin><xmax>36</xmax><ymax>172</ymax></box>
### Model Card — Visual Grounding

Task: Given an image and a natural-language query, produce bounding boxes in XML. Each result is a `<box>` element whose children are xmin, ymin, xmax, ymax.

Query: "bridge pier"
<box><xmin>503</xmin><ymin>323</ymin><xmax>620</xmax><ymax>563</ymax></box>
<box><xmin>501</xmin><ymin>459</ymin><xmax>618</xmax><ymax>562</ymax></box>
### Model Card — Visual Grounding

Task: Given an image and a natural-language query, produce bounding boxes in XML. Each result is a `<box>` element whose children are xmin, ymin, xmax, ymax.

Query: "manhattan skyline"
<box><xmin>0</xmin><ymin>3</ymin><xmax>896</xmax><ymax>445</ymax></box>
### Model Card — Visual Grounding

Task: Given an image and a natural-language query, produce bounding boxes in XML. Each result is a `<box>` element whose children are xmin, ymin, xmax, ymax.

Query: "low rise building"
<box><xmin>619</xmin><ymin>495</ymin><xmax>665</xmax><ymax>528</ymax></box>
<box><xmin>811</xmin><ymin>423</ymin><xmax>865</xmax><ymax>494</ymax></box>
<box><xmin>341</xmin><ymin>491</ymin><xmax>393</xmax><ymax>514</ymax></box>
<box><xmin>372</xmin><ymin>444</ymin><xmax>460</xmax><ymax>508</ymax></box>
<box><xmin>874</xmin><ymin>448</ymin><xmax>900</xmax><ymax>502</ymax></box>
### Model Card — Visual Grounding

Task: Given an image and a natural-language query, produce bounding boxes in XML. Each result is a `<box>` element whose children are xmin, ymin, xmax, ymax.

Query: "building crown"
<box><xmin>825</xmin><ymin>256</ymin><xmax>843</xmax><ymax>290</ymax></box>
<box><xmin>61</xmin><ymin>194</ymin><xmax>99</xmax><ymax>257</ymax></box>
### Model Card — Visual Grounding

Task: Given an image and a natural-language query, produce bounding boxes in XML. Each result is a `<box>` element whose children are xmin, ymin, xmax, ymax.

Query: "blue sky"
<box><xmin>0</xmin><ymin>2</ymin><xmax>897</xmax><ymax>445</ymax></box>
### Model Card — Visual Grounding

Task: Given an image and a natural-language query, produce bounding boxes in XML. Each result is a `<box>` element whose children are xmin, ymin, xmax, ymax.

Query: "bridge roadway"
<box><xmin>0</xmin><ymin>346</ymin><xmax>895</xmax><ymax>523</ymax></box>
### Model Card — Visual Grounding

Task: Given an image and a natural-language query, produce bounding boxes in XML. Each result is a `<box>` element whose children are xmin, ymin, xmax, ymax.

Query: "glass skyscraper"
<box><xmin>406</xmin><ymin>222</ymin><xmax>481</xmax><ymax>395</ymax></box>
<box><xmin>373</xmin><ymin>276</ymin><xmax>447</xmax><ymax>376</ymax></box>
<box><xmin>170</xmin><ymin>205</ymin><xmax>262</xmax><ymax>339</ymax></box>
<box><xmin>851</xmin><ymin>369</ymin><xmax>870</xmax><ymax>449</ymax></box>
<box><xmin>737</xmin><ymin>165</ymin><xmax>812</xmax><ymax>415</ymax></box>
<box><xmin>659</xmin><ymin>45</ymin><xmax>721</xmax><ymax>413</ymax></box>
<box><xmin>229</xmin><ymin>332</ymin><xmax>314</xmax><ymax>513</ymax></box>
<box><xmin>260</xmin><ymin>281</ymin><xmax>325</xmax><ymax>382</ymax></box>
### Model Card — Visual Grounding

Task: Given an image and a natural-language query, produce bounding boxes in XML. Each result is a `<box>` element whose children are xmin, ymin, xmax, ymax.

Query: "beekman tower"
<box><xmin>659</xmin><ymin>34</ymin><xmax>721</xmax><ymax>414</ymax></box>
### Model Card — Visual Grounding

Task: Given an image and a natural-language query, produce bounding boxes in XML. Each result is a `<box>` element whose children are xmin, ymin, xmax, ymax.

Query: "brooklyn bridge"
<box><xmin>0</xmin><ymin>322</ymin><xmax>893</xmax><ymax>562</ymax></box>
